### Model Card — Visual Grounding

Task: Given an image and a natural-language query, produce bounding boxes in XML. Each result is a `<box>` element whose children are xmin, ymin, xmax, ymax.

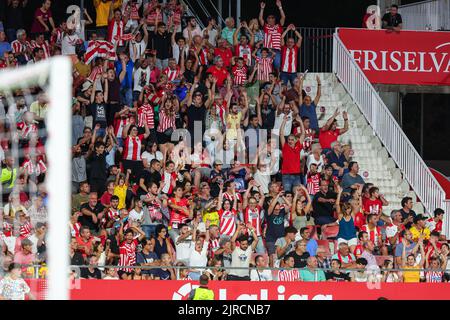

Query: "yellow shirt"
<box><xmin>29</xmin><ymin>101</ymin><xmax>48</xmax><ymax>119</ymax></box>
<box><xmin>409</xmin><ymin>225</ymin><xmax>430</xmax><ymax>242</ymax></box>
<box><xmin>114</xmin><ymin>185</ymin><xmax>128</xmax><ymax>209</ymax></box>
<box><xmin>94</xmin><ymin>0</ymin><xmax>122</xmax><ymax>27</ymax></box>
<box><xmin>202</xmin><ymin>210</ymin><xmax>220</xmax><ymax>227</ymax></box>
<box><xmin>403</xmin><ymin>265</ymin><xmax>421</xmax><ymax>283</ymax></box>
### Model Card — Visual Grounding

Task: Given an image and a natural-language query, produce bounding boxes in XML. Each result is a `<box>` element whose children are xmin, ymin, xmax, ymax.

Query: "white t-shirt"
<box><xmin>129</xmin><ymin>208</ymin><xmax>144</xmax><ymax>222</ymax></box>
<box><xmin>27</xmin><ymin>234</ymin><xmax>39</xmax><ymax>254</ymax></box>
<box><xmin>172</xmin><ymin>43</ymin><xmax>189</xmax><ymax>64</ymax></box>
<box><xmin>230</xmin><ymin>246</ymin><xmax>253</xmax><ymax>277</ymax></box>
<box><xmin>182</xmin><ymin>26</ymin><xmax>202</xmax><ymax>40</ymax></box>
<box><xmin>306</xmin><ymin>154</ymin><xmax>325</xmax><ymax>173</ymax></box>
<box><xmin>188</xmin><ymin>241</ymin><xmax>208</xmax><ymax>272</ymax></box>
<box><xmin>141</xmin><ymin>151</ymin><xmax>163</xmax><ymax>164</ymax></box>
<box><xmin>273</xmin><ymin>111</ymin><xmax>293</xmax><ymax>137</ymax></box>
<box><xmin>250</xmin><ymin>269</ymin><xmax>273</xmax><ymax>281</ymax></box>
<box><xmin>61</xmin><ymin>33</ymin><xmax>81</xmax><ymax>55</ymax></box>
<box><xmin>129</xmin><ymin>39</ymin><xmax>147</xmax><ymax>62</ymax></box>
<box><xmin>133</xmin><ymin>66</ymin><xmax>151</xmax><ymax>92</ymax></box>
<box><xmin>175</xmin><ymin>234</ymin><xmax>192</xmax><ymax>262</ymax></box>
<box><xmin>253</xmin><ymin>170</ymin><xmax>270</xmax><ymax>194</ymax></box>
<box><xmin>202</xmin><ymin>28</ymin><xmax>218</xmax><ymax>47</ymax></box>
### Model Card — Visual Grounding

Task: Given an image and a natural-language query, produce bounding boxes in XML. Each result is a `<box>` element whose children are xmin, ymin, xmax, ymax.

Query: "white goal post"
<box><xmin>0</xmin><ymin>57</ymin><xmax>72</xmax><ymax>300</ymax></box>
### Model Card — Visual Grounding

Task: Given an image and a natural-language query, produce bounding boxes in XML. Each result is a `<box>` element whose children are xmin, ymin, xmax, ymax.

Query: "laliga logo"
<box><xmin>172</xmin><ymin>284</ymin><xmax>332</xmax><ymax>300</ymax></box>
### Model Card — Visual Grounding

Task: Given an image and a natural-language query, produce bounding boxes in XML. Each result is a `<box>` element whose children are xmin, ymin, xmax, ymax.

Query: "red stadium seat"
<box><xmin>317</xmin><ymin>240</ymin><xmax>331</xmax><ymax>255</ymax></box>
<box><xmin>321</xmin><ymin>225</ymin><xmax>339</xmax><ymax>240</ymax></box>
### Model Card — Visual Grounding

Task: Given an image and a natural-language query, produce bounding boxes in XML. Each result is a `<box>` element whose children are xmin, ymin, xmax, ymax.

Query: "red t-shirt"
<box><xmin>354</xmin><ymin>211</ymin><xmax>365</xmax><ymax>230</ymax></box>
<box><xmin>168</xmin><ymin>197</ymin><xmax>190</xmax><ymax>228</ymax></box>
<box><xmin>206</xmin><ymin>66</ymin><xmax>229</xmax><ymax>87</ymax></box>
<box><xmin>319</xmin><ymin>128</ymin><xmax>341</xmax><ymax>150</ymax></box>
<box><xmin>362</xmin><ymin>198</ymin><xmax>383</xmax><ymax>215</ymax></box>
<box><xmin>353</xmin><ymin>244</ymin><xmax>363</xmax><ymax>257</ymax></box>
<box><xmin>214</xmin><ymin>47</ymin><xmax>233</xmax><ymax>68</ymax></box>
<box><xmin>100</xmin><ymin>191</ymin><xmax>113</xmax><ymax>207</ymax></box>
<box><xmin>31</xmin><ymin>8</ymin><xmax>52</xmax><ymax>33</ymax></box>
<box><xmin>281</xmin><ymin>141</ymin><xmax>302</xmax><ymax>174</ymax></box>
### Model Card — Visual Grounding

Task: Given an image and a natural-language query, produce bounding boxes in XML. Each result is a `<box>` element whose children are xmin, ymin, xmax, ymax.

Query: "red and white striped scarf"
<box><xmin>85</xmin><ymin>40</ymin><xmax>116</xmax><ymax>64</ymax></box>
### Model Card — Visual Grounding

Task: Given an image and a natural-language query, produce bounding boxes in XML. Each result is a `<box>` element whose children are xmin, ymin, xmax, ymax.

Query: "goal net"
<box><xmin>0</xmin><ymin>57</ymin><xmax>72</xmax><ymax>300</ymax></box>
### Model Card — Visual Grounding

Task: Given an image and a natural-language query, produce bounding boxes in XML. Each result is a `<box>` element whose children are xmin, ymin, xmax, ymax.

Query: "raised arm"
<box><xmin>277</xmin><ymin>0</ymin><xmax>286</xmax><ymax>26</ymax></box>
<box><xmin>314</xmin><ymin>75</ymin><xmax>321</xmax><ymax>105</ymax></box>
<box><xmin>322</xmin><ymin>109</ymin><xmax>339</xmax><ymax>132</ymax></box>
<box><xmin>340</xmin><ymin>111</ymin><xmax>349</xmax><ymax>134</ymax></box>
<box><xmin>279</xmin><ymin>115</ymin><xmax>287</xmax><ymax>147</ymax></box>
<box><xmin>258</xmin><ymin>2</ymin><xmax>266</xmax><ymax>27</ymax></box>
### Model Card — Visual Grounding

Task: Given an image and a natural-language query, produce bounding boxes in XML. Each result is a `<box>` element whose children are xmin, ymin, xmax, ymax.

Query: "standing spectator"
<box><xmin>153</xmin><ymin>18</ymin><xmax>171</xmax><ymax>70</ymax></box>
<box><xmin>362</xmin><ymin>186</ymin><xmax>389</xmax><ymax>217</ymax></box>
<box><xmin>0</xmin><ymin>264</ymin><xmax>35</xmax><ymax>300</ymax></box>
<box><xmin>221</xmin><ymin>17</ymin><xmax>236</xmax><ymax>46</ymax></box>
<box><xmin>182</xmin><ymin>16</ymin><xmax>202</xmax><ymax>40</ymax></box>
<box><xmin>299</xmin><ymin>256</ymin><xmax>326</xmax><ymax>282</ymax></box>
<box><xmin>30</xmin><ymin>0</ymin><xmax>55</xmax><ymax>40</ymax></box>
<box><xmin>187</xmin><ymin>221</ymin><xmax>210</xmax><ymax>280</ymax></box>
<box><xmin>215</xmin><ymin>38</ymin><xmax>233</xmax><ymax>69</ymax></box>
<box><xmin>426</xmin><ymin>208</ymin><xmax>445</xmax><ymax>235</ymax></box>
<box><xmin>280</xmin><ymin>24</ymin><xmax>302</xmax><ymax>87</ymax></box>
<box><xmin>258</xmin><ymin>0</ymin><xmax>285</xmax><ymax>71</ymax></box>
<box><xmin>228</xmin><ymin>224</ymin><xmax>259</xmax><ymax>280</ymax></box>
<box><xmin>203</xmin><ymin>17</ymin><xmax>220</xmax><ymax>47</ymax></box>
<box><xmin>5</xmin><ymin>0</ymin><xmax>27</xmax><ymax>42</ymax></box>
<box><xmin>118</xmin><ymin>227</ymin><xmax>145</xmax><ymax>279</ymax></box>
<box><xmin>0</xmin><ymin>32</ymin><xmax>11</xmax><ymax>58</ymax></box>
<box><xmin>95</xmin><ymin>0</ymin><xmax>122</xmax><ymax>39</ymax></box>
<box><xmin>401</xmin><ymin>237</ymin><xmax>425</xmax><ymax>283</ymax></box>
<box><xmin>108</xmin><ymin>6</ymin><xmax>127</xmax><ymax>47</ymax></box>
<box><xmin>312</xmin><ymin>179</ymin><xmax>337</xmax><ymax>226</ymax></box>
<box><xmin>382</xmin><ymin>4</ymin><xmax>402</xmax><ymax>31</ymax></box>
<box><xmin>319</xmin><ymin>110</ymin><xmax>349</xmax><ymax>153</ymax></box>
<box><xmin>409</xmin><ymin>214</ymin><xmax>431</xmax><ymax>242</ymax></box>
<box><xmin>80</xmin><ymin>193</ymin><xmax>106</xmax><ymax>233</ymax></box>
<box><xmin>341</xmin><ymin>161</ymin><xmax>365</xmax><ymax>194</ymax></box>
<box><xmin>266</xmin><ymin>191</ymin><xmax>288</xmax><ymax>266</ymax></box>
<box><xmin>299</xmin><ymin>75</ymin><xmax>321</xmax><ymax>133</ymax></box>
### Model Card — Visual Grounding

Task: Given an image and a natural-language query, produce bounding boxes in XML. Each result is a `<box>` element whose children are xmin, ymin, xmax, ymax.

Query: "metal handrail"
<box><xmin>332</xmin><ymin>32</ymin><xmax>449</xmax><ymax>236</ymax></box>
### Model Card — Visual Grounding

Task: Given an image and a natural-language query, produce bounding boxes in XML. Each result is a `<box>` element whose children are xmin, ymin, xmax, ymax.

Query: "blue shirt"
<box><xmin>115</xmin><ymin>59</ymin><xmax>134</xmax><ymax>89</ymax></box>
<box><xmin>0</xmin><ymin>41</ymin><xmax>11</xmax><ymax>58</ymax></box>
<box><xmin>306</xmin><ymin>239</ymin><xmax>318</xmax><ymax>256</ymax></box>
<box><xmin>300</xmin><ymin>102</ymin><xmax>319</xmax><ymax>131</ymax></box>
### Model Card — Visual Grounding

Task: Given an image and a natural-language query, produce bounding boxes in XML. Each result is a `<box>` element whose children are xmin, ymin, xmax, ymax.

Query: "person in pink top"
<box><xmin>13</xmin><ymin>238</ymin><xmax>37</xmax><ymax>276</ymax></box>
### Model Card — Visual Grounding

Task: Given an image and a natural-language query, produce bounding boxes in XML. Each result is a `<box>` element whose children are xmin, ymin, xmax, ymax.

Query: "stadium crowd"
<box><xmin>0</xmin><ymin>0</ymin><xmax>449</xmax><ymax>295</ymax></box>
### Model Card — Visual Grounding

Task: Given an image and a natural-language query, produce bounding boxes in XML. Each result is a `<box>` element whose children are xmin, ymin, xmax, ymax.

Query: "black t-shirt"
<box><xmin>80</xmin><ymin>267</ymin><xmax>102</xmax><ymax>279</ymax></box>
<box><xmin>265</xmin><ymin>209</ymin><xmax>286</xmax><ymax>243</ymax></box>
<box><xmin>89</xmin><ymin>103</ymin><xmax>108</xmax><ymax>128</ymax></box>
<box><xmin>70</xmin><ymin>251</ymin><xmax>85</xmax><ymax>266</ymax></box>
<box><xmin>79</xmin><ymin>202</ymin><xmax>105</xmax><ymax>231</ymax></box>
<box><xmin>152</xmin><ymin>32</ymin><xmax>171</xmax><ymax>60</ymax></box>
<box><xmin>153</xmin><ymin>268</ymin><xmax>171</xmax><ymax>280</ymax></box>
<box><xmin>288</xmin><ymin>251</ymin><xmax>310</xmax><ymax>268</ymax></box>
<box><xmin>186</xmin><ymin>104</ymin><xmax>206</xmax><ymax>133</ymax></box>
<box><xmin>88</xmin><ymin>152</ymin><xmax>108</xmax><ymax>181</ymax></box>
<box><xmin>312</xmin><ymin>191</ymin><xmax>337</xmax><ymax>218</ymax></box>
<box><xmin>400</xmin><ymin>208</ymin><xmax>417</xmax><ymax>221</ymax></box>
<box><xmin>325</xmin><ymin>271</ymin><xmax>350</xmax><ymax>282</ymax></box>
<box><xmin>138</xmin><ymin>169</ymin><xmax>162</xmax><ymax>195</ymax></box>
<box><xmin>108</xmin><ymin>78</ymin><xmax>121</xmax><ymax>104</ymax></box>
<box><xmin>382</xmin><ymin>13</ymin><xmax>402</xmax><ymax>27</ymax></box>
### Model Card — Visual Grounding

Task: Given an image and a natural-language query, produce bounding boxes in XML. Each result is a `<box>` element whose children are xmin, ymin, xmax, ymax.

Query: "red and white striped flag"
<box><xmin>114</xmin><ymin>33</ymin><xmax>135</xmax><ymax>42</ymax></box>
<box><xmin>88</xmin><ymin>65</ymin><xmax>104</xmax><ymax>82</ymax></box>
<box><xmin>85</xmin><ymin>40</ymin><xmax>117</xmax><ymax>64</ymax></box>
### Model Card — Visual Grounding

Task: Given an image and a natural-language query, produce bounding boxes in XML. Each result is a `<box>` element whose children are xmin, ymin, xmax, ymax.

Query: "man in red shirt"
<box><xmin>426</xmin><ymin>208</ymin><xmax>445</xmax><ymax>237</ymax></box>
<box><xmin>206</xmin><ymin>56</ymin><xmax>229</xmax><ymax>88</ymax></box>
<box><xmin>280</xmin><ymin>24</ymin><xmax>302</xmax><ymax>87</ymax></box>
<box><xmin>319</xmin><ymin>109</ymin><xmax>349</xmax><ymax>153</ymax></box>
<box><xmin>76</xmin><ymin>226</ymin><xmax>95</xmax><ymax>259</ymax></box>
<box><xmin>362</xmin><ymin>186</ymin><xmax>389</xmax><ymax>220</ymax></box>
<box><xmin>279</xmin><ymin>114</ymin><xmax>305</xmax><ymax>192</ymax></box>
<box><xmin>214</xmin><ymin>38</ymin><xmax>233</xmax><ymax>68</ymax></box>
<box><xmin>354</xmin><ymin>231</ymin><xmax>369</xmax><ymax>258</ymax></box>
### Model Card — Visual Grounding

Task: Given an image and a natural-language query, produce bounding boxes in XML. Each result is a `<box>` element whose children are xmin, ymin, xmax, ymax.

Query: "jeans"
<box><xmin>142</xmin><ymin>225</ymin><xmax>157</xmax><ymax>239</ymax></box>
<box><xmin>282</xmin><ymin>174</ymin><xmax>302</xmax><ymax>193</ymax></box>
<box><xmin>280</xmin><ymin>72</ymin><xmax>298</xmax><ymax>87</ymax></box>
<box><xmin>120</xmin><ymin>87</ymin><xmax>133</xmax><ymax>107</ymax></box>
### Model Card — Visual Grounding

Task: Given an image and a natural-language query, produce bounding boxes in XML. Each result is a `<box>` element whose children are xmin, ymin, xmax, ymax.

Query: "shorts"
<box><xmin>266</xmin><ymin>241</ymin><xmax>276</xmax><ymax>255</ymax></box>
<box><xmin>156</xmin><ymin>131</ymin><xmax>173</xmax><ymax>144</ymax></box>
<box><xmin>337</xmin><ymin>237</ymin><xmax>357</xmax><ymax>247</ymax></box>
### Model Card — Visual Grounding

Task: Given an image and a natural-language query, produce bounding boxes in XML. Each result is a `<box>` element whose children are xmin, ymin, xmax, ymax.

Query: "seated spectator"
<box><xmin>385</xmin><ymin>209</ymin><xmax>405</xmax><ymax>255</ymax></box>
<box><xmin>381</xmin><ymin>259</ymin><xmax>400</xmax><ymax>282</ymax></box>
<box><xmin>341</xmin><ymin>161</ymin><xmax>365</xmax><ymax>195</ymax></box>
<box><xmin>250</xmin><ymin>255</ymin><xmax>273</xmax><ymax>281</ymax></box>
<box><xmin>326</xmin><ymin>141</ymin><xmax>348</xmax><ymax>179</ymax></box>
<box><xmin>152</xmin><ymin>253</ymin><xmax>176</xmax><ymax>280</ymax></box>
<box><xmin>136</xmin><ymin>237</ymin><xmax>160</xmax><ymax>279</ymax></box>
<box><xmin>277</xmin><ymin>255</ymin><xmax>299</xmax><ymax>281</ymax></box>
<box><xmin>426</xmin><ymin>208</ymin><xmax>445</xmax><ymax>237</ymax></box>
<box><xmin>80</xmin><ymin>255</ymin><xmax>102</xmax><ymax>279</ymax></box>
<box><xmin>299</xmin><ymin>75</ymin><xmax>321</xmax><ymax>133</ymax></box>
<box><xmin>299</xmin><ymin>256</ymin><xmax>326</xmax><ymax>282</ymax></box>
<box><xmin>275</xmin><ymin>226</ymin><xmax>297</xmax><ymax>262</ymax></box>
<box><xmin>401</xmin><ymin>238</ymin><xmax>425</xmax><ymax>283</ymax></box>
<box><xmin>316</xmin><ymin>245</ymin><xmax>332</xmax><ymax>270</ymax></box>
<box><xmin>399</xmin><ymin>196</ymin><xmax>416</xmax><ymax>225</ymax></box>
<box><xmin>409</xmin><ymin>214</ymin><xmax>431</xmax><ymax>242</ymax></box>
<box><xmin>287</xmin><ymin>239</ymin><xmax>309</xmax><ymax>268</ymax></box>
<box><xmin>332</xmin><ymin>242</ymin><xmax>357</xmax><ymax>271</ymax></box>
<box><xmin>350</xmin><ymin>257</ymin><xmax>369</xmax><ymax>282</ymax></box>
<box><xmin>360</xmin><ymin>240</ymin><xmax>380</xmax><ymax>270</ymax></box>
<box><xmin>326</xmin><ymin>259</ymin><xmax>350</xmax><ymax>281</ymax></box>
<box><xmin>361</xmin><ymin>214</ymin><xmax>387</xmax><ymax>255</ymax></box>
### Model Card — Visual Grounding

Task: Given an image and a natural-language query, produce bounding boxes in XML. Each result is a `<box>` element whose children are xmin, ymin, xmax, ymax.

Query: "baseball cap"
<box><xmin>413</xmin><ymin>214</ymin><xmax>427</xmax><ymax>224</ymax></box>
<box><xmin>81</xmin><ymin>80</ymin><xmax>93</xmax><ymax>92</ymax></box>
<box><xmin>213</xmin><ymin>160</ymin><xmax>223</xmax><ymax>166</ymax></box>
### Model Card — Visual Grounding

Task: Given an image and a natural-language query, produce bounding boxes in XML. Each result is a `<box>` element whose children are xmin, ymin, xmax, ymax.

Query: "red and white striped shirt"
<box><xmin>218</xmin><ymin>209</ymin><xmax>237</xmax><ymax>237</ymax></box>
<box><xmin>306</xmin><ymin>172</ymin><xmax>321</xmax><ymax>196</ymax></box>
<box><xmin>114</xmin><ymin>116</ymin><xmax>132</xmax><ymax>139</ymax></box>
<box><xmin>223</xmin><ymin>192</ymin><xmax>242</xmax><ymax>205</ymax></box>
<box><xmin>11</xmin><ymin>40</ymin><xmax>31</xmax><ymax>60</ymax></box>
<box><xmin>208</xmin><ymin>238</ymin><xmax>220</xmax><ymax>258</ymax></box>
<box><xmin>244</xmin><ymin>206</ymin><xmax>262</xmax><ymax>237</ymax></box>
<box><xmin>235</xmin><ymin>44</ymin><xmax>252</xmax><ymax>66</ymax></box>
<box><xmin>108</xmin><ymin>19</ymin><xmax>124</xmax><ymax>47</ymax></box>
<box><xmin>168</xmin><ymin>197</ymin><xmax>190</xmax><ymax>227</ymax></box>
<box><xmin>361</xmin><ymin>224</ymin><xmax>382</xmax><ymax>247</ymax></box>
<box><xmin>71</xmin><ymin>222</ymin><xmax>82</xmax><ymax>237</ymax></box>
<box><xmin>425</xmin><ymin>271</ymin><xmax>444</xmax><ymax>283</ymax></box>
<box><xmin>263</xmin><ymin>24</ymin><xmax>283</xmax><ymax>50</ymax></box>
<box><xmin>119</xmin><ymin>240</ymin><xmax>138</xmax><ymax>272</ymax></box>
<box><xmin>197</xmin><ymin>47</ymin><xmax>209</xmax><ymax>66</ymax></box>
<box><xmin>163</xmin><ymin>66</ymin><xmax>181</xmax><ymax>82</ymax></box>
<box><xmin>278</xmin><ymin>269</ymin><xmax>299</xmax><ymax>281</ymax></box>
<box><xmin>232</xmin><ymin>65</ymin><xmax>248</xmax><ymax>86</ymax></box>
<box><xmin>137</xmin><ymin>104</ymin><xmax>155</xmax><ymax>129</ymax></box>
<box><xmin>255</xmin><ymin>56</ymin><xmax>273</xmax><ymax>82</ymax></box>
<box><xmin>157</xmin><ymin>110</ymin><xmax>176</xmax><ymax>133</ymax></box>
<box><xmin>21</xmin><ymin>158</ymin><xmax>47</xmax><ymax>176</ymax></box>
<box><xmin>281</xmin><ymin>45</ymin><xmax>299</xmax><ymax>73</ymax></box>
<box><xmin>30</xmin><ymin>40</ymin><xmax>51</xmax><ymax>59</ymax></box>
<box><xmin>17</xmin><ymin>122</ymin><xmax>38</xmax><ymax>140</ymax></box>
<box><xmin>122</xmin><ymin>134</ymin><xmax>144</xmax><ymax>161</ymax></box>
<box><xmin>302</xmin><ymin>128</ymin><xmax>315</xmax><ymax>152</ymax></box>
<box><xmin>19</xmin><ymin>221</ymin><xmax>32</xmax><ymax>238</ymax></box>
<box><xmin>107</xmin><ymin>208</ymin><xmax>120</xmax><ymax>221</ymax></box>
<box><xmin>50</xmin><ymin>28</ymin><xmax>64</xmax><ymax>47</ymax></box>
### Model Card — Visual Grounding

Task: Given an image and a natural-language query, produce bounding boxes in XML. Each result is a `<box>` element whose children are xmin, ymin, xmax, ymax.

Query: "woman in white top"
<box><xmin>188</xmin><ymin>220</ymin><xmax>210</xmax><ymax>280</ymax></box>
<box><xmin>141</xmin><ymin>141</ymin><xmax>163</xmax><ymax>168</ymax></box>
<box><xmin>306</xmin><ymin>143</ymin><xmax>326</xmax><ymax>174</ymax></box>
<box><xmin>381</xmin><ymin>259</ymin><xmax>400</xmax><ymax>282</ymax></box>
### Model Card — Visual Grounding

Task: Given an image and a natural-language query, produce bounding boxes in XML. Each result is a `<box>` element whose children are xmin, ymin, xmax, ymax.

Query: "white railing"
<box><xmin>332</xmin><ymin>33</ymin><xmax>450</xmax><ymax>236</ymax></box>
<box><xmin>399</xmin><ymin>0</ymin><xmax>450</xmax><ymax>30</ymax></box>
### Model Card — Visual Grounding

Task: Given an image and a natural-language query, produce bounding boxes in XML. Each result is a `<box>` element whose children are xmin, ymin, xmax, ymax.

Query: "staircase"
<box><xmin>302</xmin><ymin>73</ymin><xmax>425</xmax><ymax>216</ymax></box>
